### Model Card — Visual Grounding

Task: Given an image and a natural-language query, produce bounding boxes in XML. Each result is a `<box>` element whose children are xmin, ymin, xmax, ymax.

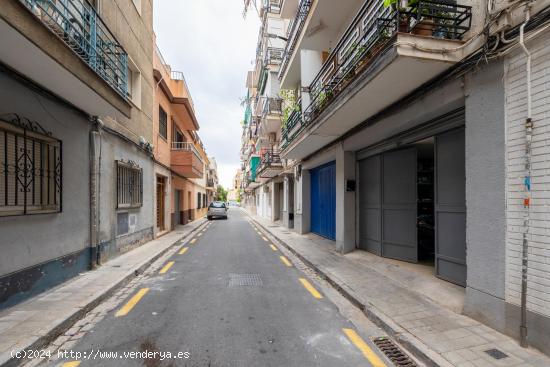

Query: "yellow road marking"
<box><xmin>279</xmin><ymin>256</ymin><xmax>292</xmax><ymax>267</ymax></box>
<box><xmin>179</xmin><ymin>247</ymin><xmax>188</xmax><ymax>255</ymax></box>
<box><xmin>299</xmin><ymin>278</ymin><xmax>323</xmax><ymax>299</ymax></box>
<box><xmin>62</xmin><ymin>362</ymin><xmax>81</xmax><ymax>367</ymax></box>
<box><xmin>262</xmin><ymin>236</ymin><xmax>269</xmax><ymax>242</ymax></box>
<box><xmin>270</xmin><ymin>244</ymin><xmax>278</xmax><ymax>251</ymax></box>
<box><xmin>343</xmin><ymin>328</ymin><xmax>387</xmax><ymax>367</ymax></box>
<box><xmin>190</xmin><ymin>238</ymin><xmax>197</xmax><ymax>244</ymax></box>
<box><xmin>115</xmin><ymin>288</ymin><xmax>149</xmax><ymax>317</ymax></box>
<box><xmin>159</xmin><ymin>261</ymin><xmax>175</xmax><ymax>274</ymax></box>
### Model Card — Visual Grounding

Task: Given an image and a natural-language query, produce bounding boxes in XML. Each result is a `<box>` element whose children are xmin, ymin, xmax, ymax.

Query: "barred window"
<box><xmin>117</xmin><ymin>161</ymin><xmax>143</xmax><ymax>208</ymax></box>
<box><xmin>0</xmin><ymin>118</ymin><xmax>61</xmax><ymax>216</ymax></box>
<box><xmin>159</xmin><ymin>106</ymin><xmax>167</xmax><ymax>139</ymax></box>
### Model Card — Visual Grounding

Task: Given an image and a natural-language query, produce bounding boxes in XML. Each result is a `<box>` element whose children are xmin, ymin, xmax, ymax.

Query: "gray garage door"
<box><xmin>435</xmin><ymin>128</ymin><xmax>466</xmax><ymax>286</ymax></box>
<box><xmin>359</xmin><ymin>148</ymin><xmax>418</xmax><ymax>262</ymax></box>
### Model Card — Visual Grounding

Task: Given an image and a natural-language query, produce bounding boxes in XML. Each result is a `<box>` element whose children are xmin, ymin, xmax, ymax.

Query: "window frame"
<box><xmin>116</xmin><ymin>160</ymin><xmax>143</xmax><ymax>209</ymax></box>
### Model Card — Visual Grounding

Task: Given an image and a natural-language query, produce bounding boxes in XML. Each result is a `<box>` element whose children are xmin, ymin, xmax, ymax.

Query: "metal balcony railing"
<box><xmin>264</xmin><ymin>47</ymin><xmax>284</xmax><ymax>66</ymax></box>
<box><xmin>22</xmin><ymin>0</ymin><xmax>128</xmax><ymax>98</ymax></box>
<box><xmin>263</xmin><ymin>0</ymin><xmax>282</xmax><ymax>14</ymax></box>
<box><xmin>279</xmin><ymin>0</ymin><xmax>312</xmax><ymax>80</ymax></box>
<box><xmin>262</xmin><ymin>97</ymin><xmax>283</xmax><ymax>117</ymax></box>
<box><xmin>281</xmin><ymin>98</ymin><xmax>302</xmax><ymax>148</ymax></box>
<box><xmin>281</xmin><ymin>0</ymin><xmax>471</xmax><ymax>151</ymax></box>
<box><xmin>171</xmin><ymin>141</ymin><xmax>203</xmax><ymax>162</ymax></box>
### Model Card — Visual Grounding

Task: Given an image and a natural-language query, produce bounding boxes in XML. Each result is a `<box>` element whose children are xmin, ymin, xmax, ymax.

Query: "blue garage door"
<box><xmin>310</xmin><ymin>161</ymin><xmax>336</xmax><ymax>240</ymax></box>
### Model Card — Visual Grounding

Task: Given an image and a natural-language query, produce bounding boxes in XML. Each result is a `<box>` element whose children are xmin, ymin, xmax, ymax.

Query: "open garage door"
<box><xmin>382</xmin><ymin>148</ymin><xmax>418</xmax><ymax>262</ymax></box>
<box><xmin>435</xmin><ymin>128</ymin><xmax>466</xmax><ymax>286</ymax></box>
<box><xmin>358</xmin><ymin>155</ymin><xmax>382</xmax><ymax>255</ymax></box>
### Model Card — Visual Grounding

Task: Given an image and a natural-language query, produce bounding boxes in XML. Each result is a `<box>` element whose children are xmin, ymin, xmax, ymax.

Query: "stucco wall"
<box><xmin>0</xmin><ymin>69</ymin><xmax>91</xmax><ymax>306</ymax></box>
<box><xmin>98</xmin><ymin>132</ymin><xmax>154</xmax><ymax>259</ymax></box>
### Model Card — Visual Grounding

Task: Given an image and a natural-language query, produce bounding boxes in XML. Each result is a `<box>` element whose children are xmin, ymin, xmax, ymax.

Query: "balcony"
<box><xmin>171</xmin><ymin>142</ymin><xmax>204</xmax><ymax>178</ymax></box>
<box><xmin>20</xmin><ymin>0</ymin><xmax>128</xmax><ymax>98</ymax></box>
<box><xmin>279</xmin><ymin>0</ymin><xmax>312</xmax><ymax>81</ymax></box>
<box><xmin>259</xmin><ymin>98</ymin><xmax>283</xmax><ymax>136</ymax></box>
<box><xmin>281</xmin><ymin>0</ymin><xmax>472</xmax><ymax>159</ymax></box>
<box><xmin>262</xmin><ymin>0</ymin><xmax>282</xmax><ymax>15</ymax></box>
<box><xmin>257</xmin><ymin>149</ymin><xmax>283</xmax><ymax>180</ymax></box>
<box><xmin>264</xmin><ymin>47</ymin><xmax>284</xmax><ymax>66</ymax></box>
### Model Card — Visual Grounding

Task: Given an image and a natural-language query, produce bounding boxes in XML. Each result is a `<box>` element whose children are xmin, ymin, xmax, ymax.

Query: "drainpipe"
<box><xmin>518</xmin><ymin>6</ymin><xmax>531</xmax><ymax>348</ymax></box>
<box><xmin>89</xmin><ymin>117</ymin><xmax>103</xmax><ymax>269</ymax></box>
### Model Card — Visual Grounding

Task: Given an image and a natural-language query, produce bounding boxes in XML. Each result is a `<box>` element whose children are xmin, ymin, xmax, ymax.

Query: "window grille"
<box><xmin>117</xmin><ymin>161</ymin><xmax>143</xmax><ymax>208</ymax></box>
<box><xmin>0</xmin><ymin>116</ymin><xmax>62</xmax><ymax>216</ymax></box>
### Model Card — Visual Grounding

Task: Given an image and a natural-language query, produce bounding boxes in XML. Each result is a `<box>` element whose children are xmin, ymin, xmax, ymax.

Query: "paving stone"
<box><xmin>250</xmin><ymin>212</ymin><xmax>550</xmax><ymax>367</ymax></box>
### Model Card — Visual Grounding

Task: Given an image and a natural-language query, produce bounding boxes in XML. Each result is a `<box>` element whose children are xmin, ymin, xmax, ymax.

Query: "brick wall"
<box><xmin>505</xmin><ymin>35</ymin><xmax>550</xmax><ymax>317</ymax></box>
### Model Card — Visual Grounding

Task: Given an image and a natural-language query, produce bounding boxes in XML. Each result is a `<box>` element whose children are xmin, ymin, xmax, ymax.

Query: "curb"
<box><xmin>2</xmin><ymin>219</ymin><xmax>208</xmax><ymax>367</ymax></box>
<box><xmin>247</xmin><ymin>213</ymin><xmax>451</xmax><ymax>367</ymax></box>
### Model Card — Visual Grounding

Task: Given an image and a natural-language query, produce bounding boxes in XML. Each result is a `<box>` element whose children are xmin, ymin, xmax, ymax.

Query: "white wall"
<box><xmin>504</xmin><ymin>35</ymin><xmax>550</xmax><ymax>318</ymax></box>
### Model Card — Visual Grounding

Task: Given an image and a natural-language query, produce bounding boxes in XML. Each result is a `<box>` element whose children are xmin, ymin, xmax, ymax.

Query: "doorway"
<box><xmin>358</xmin><ymin>128</ymin><xmax>466</xmax><ymax>286</ymax></box>
<box><xmin>156</xmin><ymin>176</ymin><xmax>166</xmax><ymax>231</ymax></box>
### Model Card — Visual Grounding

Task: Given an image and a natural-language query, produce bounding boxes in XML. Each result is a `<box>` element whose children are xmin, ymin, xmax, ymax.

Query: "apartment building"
<box><xmin>0</xmin><ymin>0</ymin><xmax>156</xmax><ymax>308</ymax></box>
<box><xmin>241</xmin><ymin>0</ymin><xmax>288</xmax><ymax>221</ymax></box>
<box><xmin>241</xmin><ymin>0</ymin><xmax>550</xmax><ymax>354</ymax></box>
<box><xmin>206</xmin><ymin>157</ymin><xmax>219</xmax><ymax>204</ymax></box>
<box><xmin>153</xmin><ymin>46</ymin><xmax>214</xmax><ymax>234</ymax></box>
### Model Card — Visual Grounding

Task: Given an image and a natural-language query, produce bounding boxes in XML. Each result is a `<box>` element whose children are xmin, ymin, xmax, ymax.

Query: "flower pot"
<box><xmin>412</xmin><ymin>17</ymin><xmax>435</xmax><ymax>37</ymax></box>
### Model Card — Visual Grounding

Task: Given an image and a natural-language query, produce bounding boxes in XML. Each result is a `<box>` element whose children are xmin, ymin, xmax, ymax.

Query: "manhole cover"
<box><xmin>228</xmin><ymin>273</ymin><xmax>263</xmax><ymax>287</ymax></box>
<box><xmin>373</xmin><ymin>337</ymin><xmax>417</xmax><ymax>367</ymax></box>
<box><xmin>484</xmin><ymin>349</ymin><xmax>508</xmax><ymax>360</ymax></box>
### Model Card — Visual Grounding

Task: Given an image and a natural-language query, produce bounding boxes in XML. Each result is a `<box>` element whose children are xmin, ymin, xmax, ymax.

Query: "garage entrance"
<box><xmin>310</xmin><ymin>161</ymin><xmax>336</xmax><ymax>240</ymax></box>
<box><xmin>358</xmin><ymin>124</ymin><xmax>466</xmax><ymax>286</ymax></box>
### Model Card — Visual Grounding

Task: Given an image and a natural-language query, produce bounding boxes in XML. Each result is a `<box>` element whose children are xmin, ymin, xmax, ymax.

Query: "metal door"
<box><xmin>382</xmin><ymin>148</ymin><xmax>418</xmax><ymax>262</ymax></box>
<box><xmin>310</xmin><ymin>161</ymin><xmax>336</xmax><ymax>240</ymax></box>
<box><xmin>435</xmin><ymin>128</ymin><xmax>466</xmax><ymax>286</ymax></box>
<box><xmin>358</xmin><ymin>155</ymin><xmax>382</xmax><ymax>255</ymax></box>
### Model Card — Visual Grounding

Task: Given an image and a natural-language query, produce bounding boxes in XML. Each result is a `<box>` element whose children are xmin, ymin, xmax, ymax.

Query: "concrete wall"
<box><xmin>463</xmin><ymin>59</ymin><xmax>508</xmax><ymax>328</ymax></box>
<box><xmin>97</xmin><ymin>133</ymin><xmax>154</xmax><ymax>260</ymax></box>
<box><xmin>0</xmin><ymin>68</ymin><xmax>91</xmax><ymax>308</ymax></box>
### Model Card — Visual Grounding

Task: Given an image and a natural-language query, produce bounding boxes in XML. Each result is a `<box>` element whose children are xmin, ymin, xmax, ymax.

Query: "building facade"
<box><xmin>240</xmin><ymin>0</ymin><xmax>550</xmax><ymax>355</ymax></box>
<box><xmin>153</xmin><ymin>45</ymin><xmax>215</xmax><ymax>235</ymax></box>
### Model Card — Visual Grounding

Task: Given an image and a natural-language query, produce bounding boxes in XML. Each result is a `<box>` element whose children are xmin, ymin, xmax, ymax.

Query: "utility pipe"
<box><xmin>518</xmin><ymin>6</ymin><xmax>531</xmax><ymax>348</ymax></box>
<box><xmin>89</xmin><ymin>117</ymin><xmax>103</xmax><ymax>269</ymax></box>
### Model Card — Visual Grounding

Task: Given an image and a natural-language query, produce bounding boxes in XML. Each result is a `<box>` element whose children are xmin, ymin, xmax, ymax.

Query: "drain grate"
<box><xmin>484</xmin><ymin>348</ymin><xmax>508</xmax><ymax>360</ymax></box>
<box><xmin>372</xmin><ymin>337</ymin><xmax>417</xmax><ymax>367</ymax></box>
<box><xmin>228</xmin><ymin>273</ymin><xmax>263</xmax><ymax>287</ymax></box>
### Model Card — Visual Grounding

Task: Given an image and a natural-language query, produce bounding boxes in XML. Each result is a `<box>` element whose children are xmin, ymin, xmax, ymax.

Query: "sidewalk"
<box><xmin>248</xmin><ymin>211</ymin><xmax>550</xmax><ymax>367</ymax></box>
<box><xmin>0</xmin><ymin>218</ymin><xmax>207</xmax><ymax>367</ymax></box>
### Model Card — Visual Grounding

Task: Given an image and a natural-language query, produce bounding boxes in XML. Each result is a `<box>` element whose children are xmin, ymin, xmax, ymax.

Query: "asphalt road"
<box><xmin>45</xmin><ymin>209</ymin><xmax>389</xmax><ymax>367</ymax></box>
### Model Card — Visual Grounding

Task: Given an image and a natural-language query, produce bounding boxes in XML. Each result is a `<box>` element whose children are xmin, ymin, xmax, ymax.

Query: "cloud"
<box><xmin>154</xmin><ymin>0</ymin><xmax>259</xmax><ymax>188</ymax></box>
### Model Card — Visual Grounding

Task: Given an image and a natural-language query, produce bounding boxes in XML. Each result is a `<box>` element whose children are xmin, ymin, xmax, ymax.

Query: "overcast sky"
<box><xmin>153</xmin><ymin>0</ymin><xmax>260</xmax><ymax>189</ymax></box>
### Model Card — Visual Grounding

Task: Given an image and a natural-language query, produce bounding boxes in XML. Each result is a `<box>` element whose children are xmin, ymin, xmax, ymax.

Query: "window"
<box><xmin>159</xmin><ymin>107</ymin><xmax>167</xmax><ymax>140</ymax></box>
<box><xmin>127</xmin><ymin>58</ymin><xmax>141</xmax><ymax>108</ymax></box>
<box><xmin>0</xmin><ymin>118</ymin><xmax>62</xmax><ymax>216</ymax></box>
<box><xmin>117</xmin><ymin>161</ymin><xmax>143</xmax><ymax>208</ymax></box>
<box><xmin>203</xmin><ymin>193</ymin><xmax>207</xmax><ymax>208</ymax></box>
<box><xmin>197</xmin><ymin>192</ymin><xmax>201</xmax><ymax>209</ymax></box>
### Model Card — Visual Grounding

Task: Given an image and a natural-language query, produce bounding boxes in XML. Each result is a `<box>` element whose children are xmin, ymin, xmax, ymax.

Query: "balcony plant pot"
<box><xmin>412</xmin><ymin>17</ymin><xmax>435</xmax><ymax>36</ymax></box>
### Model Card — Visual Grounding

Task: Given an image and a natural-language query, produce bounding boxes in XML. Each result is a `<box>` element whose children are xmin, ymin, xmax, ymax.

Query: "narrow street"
<box><xmin>43</xmin><ymin>209</ymin><xmax>391</xmax><ymax>367</ymax></box>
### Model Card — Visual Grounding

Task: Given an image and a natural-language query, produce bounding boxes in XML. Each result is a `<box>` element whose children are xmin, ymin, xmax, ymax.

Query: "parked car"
<box><xmin>207</xmin><ymin>201</ymin><xmax>227</xmax><ymax>220</ymax></box>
